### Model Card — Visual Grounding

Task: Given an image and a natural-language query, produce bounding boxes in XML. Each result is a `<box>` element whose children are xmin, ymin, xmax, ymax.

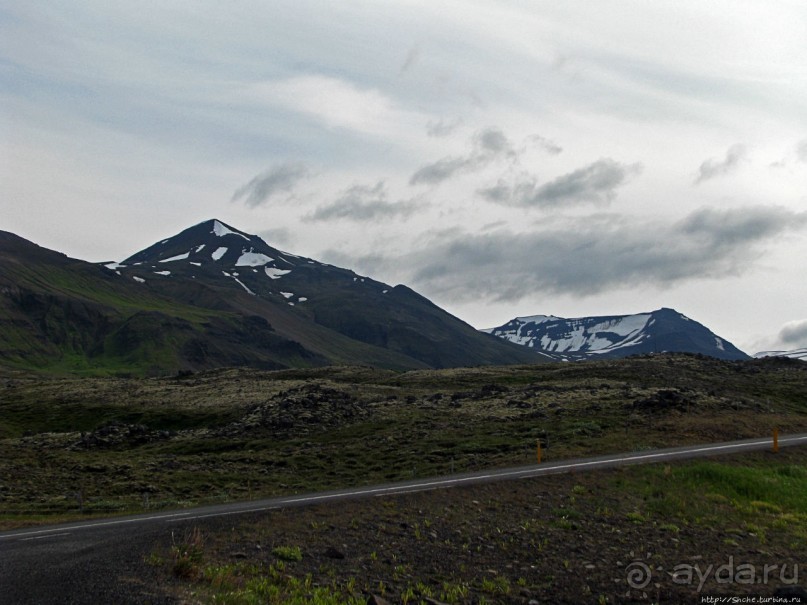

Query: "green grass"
<box><xmin>272</xmin><ymin>546</ymin><xmax>303</xmax><ymax>562</ymax></box>
<box><xmin>618</xmin><ymin>457</ymin><xmax>807</xmax><ymax>541</ymax></box>
<box><xmin>1</xmin><ymin>356</ymin><xmax>806</xmax><ymax>524</ymax></box>
<box><xmin>158</xmin><ymin>448</ymin><xmax>807</xmax><ymax>604</ymax></box>
<box><xmin>0</xmin><ymin>397</ymin><xmax>240</xmax><ymax>438</ymax></box>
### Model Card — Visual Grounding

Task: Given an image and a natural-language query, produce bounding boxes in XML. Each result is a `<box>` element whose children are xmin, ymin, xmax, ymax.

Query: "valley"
<box><xmin>2</xmin><ymin>354</ymin><xmax>807</xmax><ymax>602</ymax></box>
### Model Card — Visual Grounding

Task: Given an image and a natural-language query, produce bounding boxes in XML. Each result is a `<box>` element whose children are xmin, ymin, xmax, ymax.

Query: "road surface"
<box><xmin>1</xmin><ymin>433</ymin><xmax>805</xmax><ymax>603</ymax></box>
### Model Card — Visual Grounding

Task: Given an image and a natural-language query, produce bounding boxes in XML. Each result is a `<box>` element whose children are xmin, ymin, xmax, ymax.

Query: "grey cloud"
<box><xmin>341</xmin><ymin>206</ymin><xmax>806</xmax><ymax>303</ymax></box>
<box><xmin>257</xmin><ymin>227</ymin><xmax>291</xmax><ymax>245</ymax></box>
<box><xmin>475</xmin><ymin>129</ymin><xmax>514</xmax><ymax>156</ymax></box>
<box><xmin>479</xmin><ymin>159</ymin><xmax>642</xmax><ymax>207</ymax></box>
<box><xmin>678</xmin><ymin>206</ymin><xmax>806</xmax><ymax>246</ymax></box>
<box><xmin>410</xmin><ymin>127</ymin><xmax>516</xmax><ymax>186</ymax></box>
<box><xmin>426</xmin><ymin>118</ymin><xmax>462</xmax><ymax>137</ymax></box>
<box><xmin>528</xmin><ymin>134</ymin><xmax>563</xmax><ymax>155</ymax></box>
<box><xmin>797</xmin><ymin>140</ymin><xmax>807</xmax><ymax>163</ymax></box>
<box><xmin>306</xmin><ymin>181</ymin><xmax>421</xmax><ymax>222</ymax></box>
<box><xmin>232</xmin><ymin>162</ymin><xmax>310</xmax><ymax>208</ymax></box>
<box><xmin>779</xmin><ymin>320</ymin><xmax>807</xmax><ymax>346</ymax></box>
<box><xmin>410</xmin><ymin>156</ymin><xmax>470</xmax><ymax>186</ymax></box>
<box><xmin>694</xmin><ymin>144</ymin><xmax>746</xmax><ymax>184</ymax></box>
<box><xmin>769</xmin><ymin>140</ymin><xmax>807</xmax><ymax>168</ymax></box>
<box><xmin>399</xmin><ymin>46</ymin><xmax>421</xmax><ymax>75</ymax></box>
<box><xmin>477</xmin><ymin>179</ymin><xmax>517</xmax><ymax>204</ymax></box>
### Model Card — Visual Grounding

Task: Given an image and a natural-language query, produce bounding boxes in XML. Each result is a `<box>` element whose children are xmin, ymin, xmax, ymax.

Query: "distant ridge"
<box><xmin>754</xmin><ymin>349</ymin><xmax>807</xmax><ymax>362</ymax></box>
<box><xmin>483</xmin><ymin>308</ymin><xmax>749</xmax><ymax>361</ymax></box>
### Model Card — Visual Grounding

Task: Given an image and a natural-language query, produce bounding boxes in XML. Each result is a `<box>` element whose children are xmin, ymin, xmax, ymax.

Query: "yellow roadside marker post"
<box><xmin>773</xmin><ymin>428</ymin><xmax>779</xmax><ymax>453</ymax></box>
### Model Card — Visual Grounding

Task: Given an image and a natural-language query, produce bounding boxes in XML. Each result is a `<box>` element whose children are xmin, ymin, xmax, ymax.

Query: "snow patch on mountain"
<box><xmin>232</xmin><ymin>276</ymin><xmax>254</xmax><ymax>295</ymax></box>
<box><xmin>484</xmin><ymin>308</ymin><xmax>748</xmax><ymax>361</ymax></box>
<box><xmin>754</xmin><ymin>348</ymin><xmax>807</xmax><ymax>361</ymax></box>
<box><xmin>236</xmin><ymin>251</ymin><xmax>274</xmax><ymax>267</ymax></box>
<box><xmin>160</xmin><ymin>252</ymin><xmax>190</xmax><ymax>263</ymax></box>
<box><xmin>212</xmin><ymin>220</ymin><xmax>250</xmax><ymax>241</ymax></box>
<box><xmin>266</xmin><ymin>267</ymin><xmax>291</xmax><ymax>279</ymax></box>
<box><xmin>534</xmin><ymin>314</ymin><xmax>651</xmax><ymax>354</ymax></box>
<box><xmin>516</xmin><ymin>314</ymin><xmax>560</xmax><ymax>325</ymax></box>
<box><xmin>211</xmin><ymin>247</ymin><xmax>228</xmax><ymax>261</ymax></box>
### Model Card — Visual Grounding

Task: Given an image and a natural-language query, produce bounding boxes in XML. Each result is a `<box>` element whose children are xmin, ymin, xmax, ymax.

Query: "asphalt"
<box><xmin>1</xmin><ymin>432</ymin><xmax>805</xmax><ymax>603</ymax></box>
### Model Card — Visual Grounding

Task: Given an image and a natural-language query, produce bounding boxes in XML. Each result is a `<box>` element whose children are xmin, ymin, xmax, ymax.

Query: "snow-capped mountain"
<box><xmin>111</xmin><ymin>219</ymin><xmax>350</xmax><ymax>301</ymax></box>
<box><xmin>754</xmin><ymin>349</ymin><xmax>807</xmax><ymax>362</ymax></box>
<box><xmin>0</xmin><ymin>220</ymin><xmax>539</xmax><ymax>374</ymax></box>
<box><xmin>482</xmin><ymin>308</ymin><xmax>749</xmax><ymax>361</ymax></box>
<box><xmin>106</xmin><ymin>219</ymin><xmax>542</xmax><ymax>369</ymax></box>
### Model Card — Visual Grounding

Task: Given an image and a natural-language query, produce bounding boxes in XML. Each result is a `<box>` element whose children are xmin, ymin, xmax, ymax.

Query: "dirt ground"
<box><xmin>159</xmin><ymin>447</ymin><xmax>807</xmax><ymax>605</ymax></box>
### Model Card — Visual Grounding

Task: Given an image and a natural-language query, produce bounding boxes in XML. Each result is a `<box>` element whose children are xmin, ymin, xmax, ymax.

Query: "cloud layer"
<box><xmin>479</xmin><ymin>159</ymin><xmax>642</xmax><ymax>208</ymax></box>
<box><xmin>337</xmin><ymin>206</ymin><xmax>806</xmax><ymax>303</ymax></box>
<box><xmin>797</xmin><ymin>140</ymin><xmax>807</xmax><ymax>163</ymax></box>
<box><xmin>4</xmin><ymin>2</ymin><xmax>807</xmax><ymax>352</ymax></box>
<box><xmin>232</xmin><ymin>162</ymin><xmax>310</xmax><ymax>208</ymax></box>
<box><xmin>778</xmin><ymin>319</ymin><xmax>807</xmax><ymax>347</ymax></box>
<box><xmin>694</xmin><ymin>144</ymin><xmax>746</xmax><ymax>184</ymax></box>
<box><xmin>409</xmin><ymin>128</ymin><xmax>517</xmax><ymax>185</ymax></box>
<box><xmin>306</xmin><ymin>182</ymin><xmax>421</xmax><ymax>222</ymax></box>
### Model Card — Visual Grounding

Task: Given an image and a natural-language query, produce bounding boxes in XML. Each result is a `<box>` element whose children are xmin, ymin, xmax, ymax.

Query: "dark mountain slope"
<box><xmin>483</xmin><ymin>307</ymin><xmax>749</xmax><ymax>361</ymax></box>
<box><xmin>0</xmin><ymin>230</ymin><xmax>326</xmax><ymax>374</ymax></box>
<box><xmin>113</xmin><ymin>219</ymin><xmax>540</xmax><ymax>369</ymax></box>
<box><xmin>0</xmin><ymin>221</ymin><xmax>539</xmax><ymax>374</ymax></box>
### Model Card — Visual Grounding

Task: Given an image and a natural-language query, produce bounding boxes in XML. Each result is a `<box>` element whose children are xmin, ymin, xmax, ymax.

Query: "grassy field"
<box><xmin>152</xmin><ymin>447</ymin><xmax>807</xmax><ymax>604</ymax></box>
<box><xmin>2</xmin><ymin>353</ymin><xmax>806</xmax><ymax>602</ymax></box>
<box><xmin>1</xmin><ymin>353</ymin><xmax>806</xmax><ymax>530</ymax></box>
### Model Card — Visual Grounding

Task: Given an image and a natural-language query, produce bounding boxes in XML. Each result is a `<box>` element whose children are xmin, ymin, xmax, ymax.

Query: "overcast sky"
<box><xmin>2</xmin><ymin>1</ymin><xmax>806</xmax><ymax>354</ymax></box>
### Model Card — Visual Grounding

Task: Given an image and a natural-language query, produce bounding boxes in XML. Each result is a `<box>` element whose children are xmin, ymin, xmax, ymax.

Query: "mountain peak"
<box><xmin>484</xmin><ymin>308</ymin><xmax>748</xmax><ymax>361</ymax></box>
<box><xmin>121</xmin><ymin>219</ymin><xmax>272</xmax><ymax>267</ymax></box>
<box><xmin>191</xmin><ymin>219</ymin><xmax>252</xmax><ymax>241</ymax></box>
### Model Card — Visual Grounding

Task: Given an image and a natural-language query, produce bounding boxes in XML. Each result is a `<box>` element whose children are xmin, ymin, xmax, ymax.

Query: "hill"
<box><xmin>0</xmin><ymin>221</ymin><xmax>538</xmax><ymax>374</ymax></box>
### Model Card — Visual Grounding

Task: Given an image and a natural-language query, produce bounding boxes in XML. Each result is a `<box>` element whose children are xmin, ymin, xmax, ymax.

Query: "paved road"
<box><xmin>1</xmin><ymin>433</ymin><xmax>805</xmax><ymax>603</ymax></box>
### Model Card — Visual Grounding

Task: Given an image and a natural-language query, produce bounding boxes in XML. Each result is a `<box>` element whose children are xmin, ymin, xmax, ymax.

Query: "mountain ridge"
<box><xmin>0</xmin><ymin>220</ymin><xmax>540</xmax><ymax>374</ymax></box>
<box><xmin>483</xmin><ymin>307</ymin><xmax>749</xmax><ymax>361</ymax></box>
<box><xmin>754</xmin><ymin>348</ymin><xmax>807</xmax><ymax>362</ymax></box>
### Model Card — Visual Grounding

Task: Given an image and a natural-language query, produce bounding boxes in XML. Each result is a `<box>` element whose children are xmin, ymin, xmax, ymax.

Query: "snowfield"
<box><xmin>265</xmin><ymin>267</ymin><xmax>291</xmax><ymax>279</ymax></box>
<box><xmin>236</xmin><ymin>251</ymin><xmax>274</xmax><ymax>267</ymax></box>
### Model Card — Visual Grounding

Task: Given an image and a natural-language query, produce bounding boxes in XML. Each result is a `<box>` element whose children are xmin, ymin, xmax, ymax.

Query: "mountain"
<box><xmin>482</xmin><ymin>308</ymin><xmax>749</xmax><ymax>361</ymax></box>
<box><xmin>0</xmin><ymin>220</ymin><xmax>538</xmax><ymax>374</ymax></box>
<box><xmin>0</xmin><ymin>228</ymin><xmax>325</xmax><ymax>374</ymax></box>
<box><xmin>754</xmin><ymin>349</ymin><xmax>807</xmax><ymax>362</ymax></box>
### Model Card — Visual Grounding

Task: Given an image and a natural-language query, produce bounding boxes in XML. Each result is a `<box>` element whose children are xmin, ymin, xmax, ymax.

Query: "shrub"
<box><xmin>272</xmin><ymin>545</ymin><xmax>303</xmax><ymax>562</ymax></box>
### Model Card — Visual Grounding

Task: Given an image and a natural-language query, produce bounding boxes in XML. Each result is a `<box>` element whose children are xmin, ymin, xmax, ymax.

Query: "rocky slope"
<box><xmin>483</xmin><ymin>307</ymin><xmax>749</xmax><ymax>361</ymax></box>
